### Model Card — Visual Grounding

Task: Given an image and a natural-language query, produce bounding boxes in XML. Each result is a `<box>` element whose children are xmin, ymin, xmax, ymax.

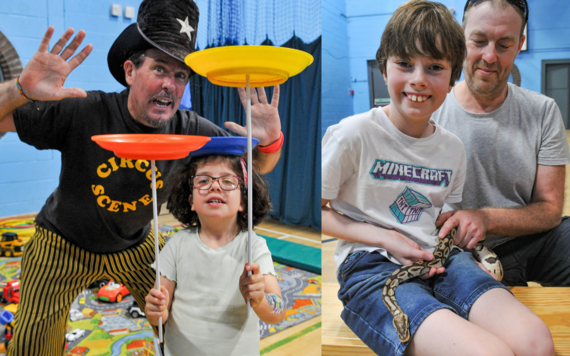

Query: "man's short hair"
<box><xmin>128</xmin><ymin>50</ymin><xmax>146</xmax><ymax>69</ymax></box>
<box><xmin>125</xmin><ymin>48</ymin><xmax>193</xmax><ymax>84</ymax></box>
<box><xmin>462</xmin><ymin>0</ymin><xmax>526</xmax><ymax>39</ymax></box>
<box><xmin>376</xmin><ymin>0</ymin><xmax>466</xmax><ymax>86</ymax></box>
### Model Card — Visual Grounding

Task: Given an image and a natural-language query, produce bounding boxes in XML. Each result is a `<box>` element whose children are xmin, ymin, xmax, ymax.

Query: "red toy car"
<box><xmin>97</xmin><ymin>281</ymin><xmax>130</xmax><ymax>302</ymax></box>
<box><xmin>1</xmin><ymin>280</ymin><xmax>20</xmax><ymax>304</ymax></box>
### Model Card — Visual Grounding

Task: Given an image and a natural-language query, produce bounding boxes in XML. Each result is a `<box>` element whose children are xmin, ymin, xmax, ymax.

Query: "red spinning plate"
<box><xmin>91</xmin><ymin>134</ymin><xmax>211</xmax><ymax>160</ymax></box>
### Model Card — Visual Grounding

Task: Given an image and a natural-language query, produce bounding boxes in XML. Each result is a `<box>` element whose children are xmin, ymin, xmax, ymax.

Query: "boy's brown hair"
<box><xmin>376</xmin><ymin>0</ymin><xmax>466</xmax><ymax>86</ymax></box>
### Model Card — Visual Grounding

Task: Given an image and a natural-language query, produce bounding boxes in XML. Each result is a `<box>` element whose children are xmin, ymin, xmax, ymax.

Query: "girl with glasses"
<box><xmin>144</xmin><ymin>139</ymin><xmax>284</xmax><ymax>356</ymax></box>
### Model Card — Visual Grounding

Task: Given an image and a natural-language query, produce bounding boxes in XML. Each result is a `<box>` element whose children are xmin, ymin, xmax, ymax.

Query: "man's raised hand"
<box><xmin>18</xmin><ymin>27</ymin><xmax>93</xmax><ymax>101</ymax></box>
<box><xmin>224</xmin><ymin>85</ymin><xmax>282</xmax><ymax>146</ymax></box>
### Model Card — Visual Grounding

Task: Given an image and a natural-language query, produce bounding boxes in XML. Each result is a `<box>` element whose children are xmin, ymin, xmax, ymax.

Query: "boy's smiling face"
<box><xmin>383</xmin><ymin>51</ymin><xmax>453</xmax><ymax>138</ymax></box>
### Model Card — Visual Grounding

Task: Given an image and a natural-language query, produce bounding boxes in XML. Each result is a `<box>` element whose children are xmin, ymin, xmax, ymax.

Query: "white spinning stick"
<box><xmin>246</xmin><ymin>74</ymin><xmax>253</xmax><ymax>317</ymax></box>
<box><xmin>151</xmin><ymin>160</ymin><xmax>163</xmax><ymax>342</ymax></box>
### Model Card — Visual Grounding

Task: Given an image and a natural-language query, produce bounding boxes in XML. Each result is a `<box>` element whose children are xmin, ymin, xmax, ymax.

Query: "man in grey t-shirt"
<box><xmin>433</xmin><ymin>0</ymin><xmax>570</xmax><ymax>286</ymax></box>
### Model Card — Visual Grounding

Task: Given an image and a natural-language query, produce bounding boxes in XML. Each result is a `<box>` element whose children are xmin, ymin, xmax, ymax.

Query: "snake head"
<box><xmin>392</xmin><ymin>314</ymin><xmax>411</xmax><ymax>343</ymax></box>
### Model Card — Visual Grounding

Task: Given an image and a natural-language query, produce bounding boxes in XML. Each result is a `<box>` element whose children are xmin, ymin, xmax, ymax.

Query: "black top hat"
<box><xmin>107</xmin><ymin>0</ymin><xmax>199</xmax><ymax>87</ymax></box>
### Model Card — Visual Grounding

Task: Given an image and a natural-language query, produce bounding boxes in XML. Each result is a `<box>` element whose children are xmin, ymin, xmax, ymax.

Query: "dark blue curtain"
<box><xmin>189</xmin><ymin>36</ymin><xmax>321</xmax><ymax>230</ymax></box>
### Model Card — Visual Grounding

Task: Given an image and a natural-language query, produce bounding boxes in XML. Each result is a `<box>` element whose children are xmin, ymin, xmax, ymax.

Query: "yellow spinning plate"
<box><xmin>185</xmin><ymin>46</ymin><xmax>313</xmax><ymax>87</ymax></box>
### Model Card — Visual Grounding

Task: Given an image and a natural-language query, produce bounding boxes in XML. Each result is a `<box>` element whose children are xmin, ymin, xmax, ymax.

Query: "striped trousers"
<box><xmin>7</xmin><ymin>226</ymin><xmax>165</xmax><ymax>356</ymax></box>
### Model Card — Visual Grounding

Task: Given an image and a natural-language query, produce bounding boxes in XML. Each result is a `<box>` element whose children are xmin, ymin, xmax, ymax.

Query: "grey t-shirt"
<box><xmin>432</xmin><ymin>83</ymin><xmax>570</xmax><ymax>247</ymax></box>
<box><xmin>156</xmin><ymin>228</ymin><xmax>276</xmax><ymax>356</ymax></box>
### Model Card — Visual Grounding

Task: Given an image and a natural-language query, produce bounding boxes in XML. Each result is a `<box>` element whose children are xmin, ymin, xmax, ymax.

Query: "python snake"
<box><xmin>381</xmin><ymin>228</ymin><xmax>503</xmax><ymax>343</ymax></box>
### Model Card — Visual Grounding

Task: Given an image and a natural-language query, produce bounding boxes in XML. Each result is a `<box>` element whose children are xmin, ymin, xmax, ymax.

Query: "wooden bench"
<box><xmin>322</xmin><ymin>282</ymin><xmax>570</xmax><ymax>356</ymax></box>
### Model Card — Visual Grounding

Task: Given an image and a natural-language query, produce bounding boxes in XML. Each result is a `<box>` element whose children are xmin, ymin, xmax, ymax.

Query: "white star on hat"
<box><xmin>177</xmin><ymin>17</ymin><xmax>194</xmax><ymax>40</ymax></box>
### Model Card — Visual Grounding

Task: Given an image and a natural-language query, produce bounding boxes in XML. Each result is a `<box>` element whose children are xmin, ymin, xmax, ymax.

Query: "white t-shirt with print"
<box><xmin>322</xmin><ymin>108</ymin><xmax>466</xmax><ymax>269</ymax></box>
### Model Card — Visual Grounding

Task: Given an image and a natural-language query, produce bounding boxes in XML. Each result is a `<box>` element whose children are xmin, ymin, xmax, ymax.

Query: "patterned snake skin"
<box><xmin>381</xmin><ymin>228</ymin><xmax>503</xmax><ymax>342</ymax></box>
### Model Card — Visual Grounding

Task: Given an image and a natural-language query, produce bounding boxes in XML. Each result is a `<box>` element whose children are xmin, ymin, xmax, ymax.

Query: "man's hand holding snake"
<box><xmin>436</xmin><ymin>210</ymin><xmax>503</xmax><ymax>281</ymax></box>
<box><xmin>436</xmin><ymin>209</ymin><xmax>489</xmax><ymax>249</ymax></box>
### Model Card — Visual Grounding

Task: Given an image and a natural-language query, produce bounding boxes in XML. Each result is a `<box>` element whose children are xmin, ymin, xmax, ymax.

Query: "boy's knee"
<box><xmin>473</xmin><ymin>338</ymin><xmax>515</xmax><ymax>356</ymax></box>
<box><xmin>514</xmin><ymin>319</ymin><xmax>554</xmax><ymax>356</ymax></box>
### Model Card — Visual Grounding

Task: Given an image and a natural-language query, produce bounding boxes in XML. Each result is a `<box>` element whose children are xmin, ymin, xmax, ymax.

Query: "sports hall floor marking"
<box><xmin>254</xmin><ymin>227</ymin><xmax>322</xmax><ymax>244</ymax></box>
<box><xmin>260</xmin><ymin>322</ymin><xmax>322</xmax><ymax>355</ymax></box>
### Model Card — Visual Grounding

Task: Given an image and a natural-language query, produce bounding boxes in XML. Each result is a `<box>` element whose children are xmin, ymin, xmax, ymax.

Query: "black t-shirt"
<box><xmin>13</xmin><ymin>90</ymin><xmax>228</xmax><ymax>253</ymax></box>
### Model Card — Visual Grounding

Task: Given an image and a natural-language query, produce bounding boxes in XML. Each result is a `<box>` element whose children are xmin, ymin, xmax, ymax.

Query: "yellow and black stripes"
<box><xmin>8</xmin><ymin>226</ymin><xmax>164</xmax><ymax>356</ymax></box>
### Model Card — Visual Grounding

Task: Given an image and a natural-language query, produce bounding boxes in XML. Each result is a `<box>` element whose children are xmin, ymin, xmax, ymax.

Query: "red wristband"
<box><xmin>257</xmin><ymin>131</ymin><xmax>284</xmax><ymax>154</ymax></box>
<box><xmin>16</xmin><ymin>77</ymin><xmax>35</xmax><ymax>103</ymax></box>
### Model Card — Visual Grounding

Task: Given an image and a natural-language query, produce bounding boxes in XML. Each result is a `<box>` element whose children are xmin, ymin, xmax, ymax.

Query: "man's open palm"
<box><xmin>18</xmin><ymin>27</ymin><xmax>93</xmax><ymax>101</ymax></box>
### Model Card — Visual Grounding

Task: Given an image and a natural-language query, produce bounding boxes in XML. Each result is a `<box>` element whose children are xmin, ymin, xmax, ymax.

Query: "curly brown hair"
<box><xmin>167</xmin><ymin>155</ymin><xmax>272</xmax><ymax>231</ymax></box>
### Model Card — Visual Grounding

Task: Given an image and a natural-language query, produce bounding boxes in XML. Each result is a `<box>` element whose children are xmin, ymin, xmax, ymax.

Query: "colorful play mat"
<box><xmin>0</xmin><ymin>236</ymin><xmax>321</xmax><ymax>355</ymax></box>
<box><xmin>260</xmin><ymin>262</ymin><xmax>321</xmax><ymax>339</ymax></box>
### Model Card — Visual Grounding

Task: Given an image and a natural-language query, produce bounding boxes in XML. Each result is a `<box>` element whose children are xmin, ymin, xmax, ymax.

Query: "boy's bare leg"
<box><xmin>406</xmin><ymin>288</ymin><xmax>554</xmax><ymax>356</ymax></box>
<box><xmin>469</xmin><ymin>288</ymin><xmax>554</xmax><ymax>356</ymax></box>
<box><xmin>405</xmin><ymin>309</ymin><xmax>514</xmax><ymax>356</ymax></box>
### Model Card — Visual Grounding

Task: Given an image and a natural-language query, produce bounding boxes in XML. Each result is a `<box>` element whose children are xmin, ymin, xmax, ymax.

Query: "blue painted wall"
<box><xmin>0</xmin><ymin>0</ymin><xmax>147</xmax><ymax>217</ymax></box>
<box><xmin>326</xmin><ymin>0</ymin><xmax>570</xmax><ymax>117</ymax></box>
<box><xmin>322</xmin><ymin>0</ymin><xmax>353</xmax><ymax>137</ymax></box>
<box><xmin>0</xmin><ymin>0</ymin><xmax>234</xmax><ymax>217</ymax></box>
<box><xmin>515</xmin><ymin>1</ymin><xmax>570</xmax><ymax>93</ymax></box>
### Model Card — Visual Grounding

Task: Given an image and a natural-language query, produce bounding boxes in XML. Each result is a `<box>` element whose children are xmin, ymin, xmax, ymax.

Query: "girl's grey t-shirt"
<box><xmin>432</xmin><ymin>83</ymin><xmax>570</xmax><ymax>247</ymax></box>
<box><xmin>155</xmin><ymin>228</ymin><xmax>276</xmax><ymax>356</ymax></box>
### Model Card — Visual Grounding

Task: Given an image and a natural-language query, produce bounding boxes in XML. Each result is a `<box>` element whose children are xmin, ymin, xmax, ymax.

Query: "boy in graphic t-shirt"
<box><xmin>321</xmin><ymin>1</ymin><xmax>553</xmax><ymax>355</ymax></box>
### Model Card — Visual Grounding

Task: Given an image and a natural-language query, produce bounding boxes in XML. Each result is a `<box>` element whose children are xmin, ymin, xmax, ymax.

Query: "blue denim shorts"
<box><xmin>337</xmin><ymin>249</ymin><xmax>510</xmax><ymax>356</ymax></box>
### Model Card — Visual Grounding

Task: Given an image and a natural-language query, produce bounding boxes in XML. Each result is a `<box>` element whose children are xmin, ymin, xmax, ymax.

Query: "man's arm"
<box><xmin>0</xmin><ymin>27</ymin><xmax>92</xmax><ymax>132</ymax></box>
<box><xmin>0</xmin><ymin>80</ymin><xmax>22</xmax><ymax>132</ymax></box>
<box><xmin>437</xmin><ymin>164</ymin><xmax>565</xmax><ymax>249</ymax></box>
<box><xmin>225</xmin><ymin>85</ymin><xmax>282</xmax><ymax>174</ymax></box>
<box><xmin>252</xmin><ymin>147</ymin><xmax>281</xmax><ymax>175</ymax></box>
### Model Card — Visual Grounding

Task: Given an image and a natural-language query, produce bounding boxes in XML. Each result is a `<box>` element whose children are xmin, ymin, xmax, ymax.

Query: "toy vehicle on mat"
<box><xmin>0</xmin><ymin>310</ymin><xmax>14</xmax><ymax>339</ymax></box>
<box><xmin>129</xmin><ymin>301</ymin><xmax>145</xmax><ymax>318</ymax></box>
<box><xmin>0</xmin><ymin>312</ymin><xmax>13</xmax><ymax>352</ymax></box>
<box><xmin>0</xmin><ymin>233</ymin><xmax>24</xmax><ymax>257</ymax></box>
<box><xmin>88</xmin><ymin>279</ymin><xmax>109</xmax><ymax>290</ymax></box>
<box><xmin>0</xmin><ymin>280</ymin><xmax>20</xmax><ymax>304</ymax></box>
<box><xmin>0</xmin><ymin>306</ymin><xmax>19</xmax><ymax>352</ymax></box>
<box><xmin>69</xmin><ymin>309</ymin><xmax>85</xmax><ymax>322</ymax></box>
<box><xmin>97</xmin><ymin>281</ymin><xmax>130</xmax><ymax>302</ymax></box>
<box><xmin>65</xmin><ymin>328</ymin><xmax>85</xmax><ymax>342</ymax></box>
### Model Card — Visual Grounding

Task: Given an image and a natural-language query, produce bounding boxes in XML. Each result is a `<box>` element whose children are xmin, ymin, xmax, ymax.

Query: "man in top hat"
<box><xmin>0</xmin><ymin>0</ymin><xmax>283</xmax><ymax>354</ymax></box>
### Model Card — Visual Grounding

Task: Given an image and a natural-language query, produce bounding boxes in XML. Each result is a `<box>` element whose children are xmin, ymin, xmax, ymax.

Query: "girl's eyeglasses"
<box><xmin>191</xmin><ymin>175</ymin><xmax>242</xmax><ymax>191</ymax></box>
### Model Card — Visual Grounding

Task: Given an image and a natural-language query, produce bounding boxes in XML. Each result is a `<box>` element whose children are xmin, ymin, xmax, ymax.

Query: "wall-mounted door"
<box><xmin>542</xmin><ymin>59</ymin><xmax>570</xmax><ymax>129</ymax></box>
<box><xmin>367</xmin><ymin>60</ymin><xmax>390</xmax><ymax>108</ymax></box>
